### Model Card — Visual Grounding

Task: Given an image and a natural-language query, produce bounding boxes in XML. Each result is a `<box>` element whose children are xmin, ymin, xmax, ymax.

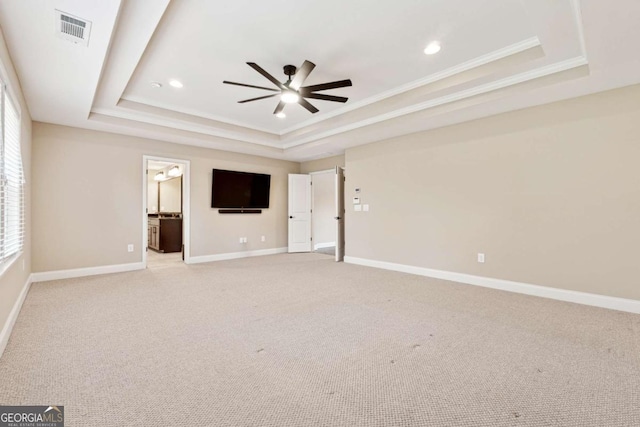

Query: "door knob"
<box><xmin>289</xmin><ymin>216</ymin><xmax>294</xmax><ymax>219</ymax></box>
<box><xmin>334</xmin><ymin>216</ymin><xmax>341</xmax><ymax>220</ymax></box>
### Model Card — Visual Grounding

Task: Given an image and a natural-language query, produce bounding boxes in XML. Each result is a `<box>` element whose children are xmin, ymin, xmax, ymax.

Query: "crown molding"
<box><xmin>282</xmin><ymin>56</ymin><xmax>589</xmax><ymax>149</ymax></box>
<box><xmin>119</xmin><ymin>94</ymin><xmax>277</xmax><ymax>135</ymax></box>
<box><xmin>103</xmin><ymin>37</ymin><xmax>542</xmax><ymax>148</ymax></box>
<box><xmin>279</xmin><ymin>37</ymin><xmax>541</xmax><ymax>135</ymax></box>
<box><xmin>570</xmin><ymin>0</ymin><xmax>588</xmax><ymax>59</ymax></box>
<box><xmin>91</xmin><ymin>106</ymin><xmax>282</xmax><ymax>149</ymax></box>
<box><xmin>93</xmin><ymin>55</ymin><xmax>588</xmax><ymax>154</ymax></box>
<box><xmin>90</xmin><ymin>2</ymin><xmax>588</xmax><ymax>156</ymax></box>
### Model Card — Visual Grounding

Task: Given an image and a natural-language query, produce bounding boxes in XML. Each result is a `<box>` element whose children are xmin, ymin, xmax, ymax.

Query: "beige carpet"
<box><xmin>1</xmin><ymin>253</ymin><xmax>639</xmax><ymax>426</ymax></box>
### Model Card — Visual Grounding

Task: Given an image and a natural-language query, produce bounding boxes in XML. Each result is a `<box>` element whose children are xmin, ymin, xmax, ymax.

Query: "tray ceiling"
<box><xmin>1</xmin><ymin>0</ymin><xmax>640</xmax><ymax>161</ymax></box>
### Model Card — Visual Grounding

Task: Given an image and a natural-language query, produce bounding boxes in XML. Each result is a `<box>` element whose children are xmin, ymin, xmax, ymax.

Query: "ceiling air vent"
<box><xmin>55</xmin><ymin>10</ymin><xmax>91</xmax><ymax>46</ymax></box>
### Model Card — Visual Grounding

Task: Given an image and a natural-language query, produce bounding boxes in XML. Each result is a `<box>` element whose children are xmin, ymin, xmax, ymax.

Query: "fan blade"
<box><xmin>247</xmin><ymin>62</ymin><xmax>286</xmax><ymax>90</ymax></box>
<box><xmin>302</xmin><ymin>79</ymin><xmax>352</xmax><ymax>92</ymax></box>
<box><xmin>298</xmin><ymin>97</ymin><xmax>319</xmax><ymax>114</ymax></box>
<box><xmin>238</xmin><ymin>94</ymin><xmax>277</xmax><ymax>103</ymax></box>
<box><xmin>304</xmin><ymin>93</ymin><xmax>348</xmax><ymax>103</ymax></box>
<box><xmin>273</xmin><ymin>101</ymin><xmax>286</xmax><ymax>115</ymax></box>
<box><xmin>289</xmin><ymin>60</ymin><xmax>316</xmax><ymax>90</ymax></box>
<box><xmin>223</xmin><ymin>81</ymin><xmax>279</xmax><ymax>92</ymax></box>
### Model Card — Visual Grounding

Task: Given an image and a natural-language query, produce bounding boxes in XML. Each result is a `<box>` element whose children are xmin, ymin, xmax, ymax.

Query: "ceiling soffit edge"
<box><xmin>95</xmin><ymin>37</ymin><xmax>552</xmax><ymax>145</ymax></box>
<box><xmin>87</xmin><ymin>0</ymin><xmax>589</xmax><ymax>158</ymax></box>
<box><xmin>283</xmin><ymin>56</ymin><xmax>589</xmax><ymax>149</ymax></box>
<box><xmin>279</xmin><ymin>37</ymin><xmax>541</xmax><ymax>135</ymax></box>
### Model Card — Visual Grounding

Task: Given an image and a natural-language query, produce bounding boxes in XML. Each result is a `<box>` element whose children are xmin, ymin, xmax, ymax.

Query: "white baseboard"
<box><xmin>0</xmin><ymin>274</ymin><xmax>33</xmax><ymax>359</ymax></box>
<box><xmin>314</xmin><ymin>242</ymin><xmax>336</xmax><ymax>250</ymax></box>
<box><xmin>188</xmin><ymin>247</ymin><xmax>288</xmax><ymax>264</ymax></box>
<box><xmin>31</xmin><ymin>262</ymin><xmax>145</xmax><ymax>283</ymax></box>
<box><xmin>344</xmin><ymin>256</ymin><xmax>640</xmax><ymax>314</ymax></box>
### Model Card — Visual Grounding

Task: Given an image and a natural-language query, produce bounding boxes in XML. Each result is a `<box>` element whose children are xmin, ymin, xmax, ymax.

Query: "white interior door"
<box><xmin>335</xmin><ymin>167</ymin><xmax>345</xmax><ymax>262</ymax></box>
<box><xmin>288</xmin><ymin>174</ymin><xmax>312</xmax><ymax>253</ymax></box>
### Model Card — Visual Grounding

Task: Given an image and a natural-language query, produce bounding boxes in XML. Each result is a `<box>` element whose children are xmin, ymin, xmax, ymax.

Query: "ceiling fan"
<box><xmin>223</xmin><ymin>60</ymin><xmax>352</xmax><ymax>115</ymax></box>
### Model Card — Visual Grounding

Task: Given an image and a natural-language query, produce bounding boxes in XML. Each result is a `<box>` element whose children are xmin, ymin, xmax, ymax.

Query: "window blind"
<box><xmin>0</xmin><ymin>79</ymin><xmax>24</xmax><ymax>265</ymax></box>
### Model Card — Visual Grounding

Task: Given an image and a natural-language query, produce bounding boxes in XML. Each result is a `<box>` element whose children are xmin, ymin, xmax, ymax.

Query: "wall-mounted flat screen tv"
<box><xmin>211</xmin><ymin>169</ymin><xmax>271</xmax><ymax>209</ymax></box>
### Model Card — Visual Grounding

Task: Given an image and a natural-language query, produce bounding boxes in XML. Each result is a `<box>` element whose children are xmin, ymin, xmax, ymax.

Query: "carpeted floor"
<box><xmin>1</xmin><ymin>253</ymin><xmax>639</xmax><ymax>426</ymax></box>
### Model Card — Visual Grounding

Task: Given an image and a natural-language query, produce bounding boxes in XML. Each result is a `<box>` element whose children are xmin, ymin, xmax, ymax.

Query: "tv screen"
<box><xmin>211</xmin><ymin>169</ymin><xmax>271</xmax><ymax>209</ymax></box>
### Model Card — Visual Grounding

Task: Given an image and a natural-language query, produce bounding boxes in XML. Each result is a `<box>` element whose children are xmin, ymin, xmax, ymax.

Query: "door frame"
<box><xmin>142</xmin><ymin>155</ymin><xmax>191</xmax><ymax>267</ymax></box>
<box><xmin>335</xmin><ymin>166</ymin><xmax>345</xmax><ymax>262</ymax></box>
<box><xmin>310</xmin><ymin>169</ymin><xmax>335</xmax><ymax>251</ymax></box>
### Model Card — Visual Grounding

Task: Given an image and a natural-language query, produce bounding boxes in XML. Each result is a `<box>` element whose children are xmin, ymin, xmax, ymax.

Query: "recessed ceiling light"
<box><xmin>280</xmin><ymin>91</ymin><xmax>299</xmax><ymax>104</ymax></box>
<box><xmin>276</xmin><ymin>112</ymin><xmax>286</xmax><ymax>118</ymax></box>
<box><xmin>150</xmin><ymin>81</ymin><xmax>162</xmax><ymax>88</ymax></box>
<box><xmin>169</xmin><ymin>79</ymin><xmax>183</xmax><ymax>88</ymax></box>
<box><xmin>424</xmin><ymin>41</ymin><xmax>441</xmax><ymax>55</ymax></box>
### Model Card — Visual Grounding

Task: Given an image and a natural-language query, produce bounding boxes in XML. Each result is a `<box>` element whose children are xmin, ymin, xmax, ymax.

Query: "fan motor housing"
<box><xmin>283</xmin><ymin>65</ymin><xmax>297</xmax><ymax>77</ymax></box>
<box><xmin>222</xmin><ymin>60</ymin><xmax>351</xmax><ymax>114</ymax></box>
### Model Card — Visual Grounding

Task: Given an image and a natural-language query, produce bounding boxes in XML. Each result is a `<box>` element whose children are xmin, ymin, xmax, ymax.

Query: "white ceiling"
<box><xmin>1</xmin><ymin>0</ymin><xmax>639</xmax><ymax>161</ymax></box>
<box><xmin>124</xmin><ymin>0</ymin><xmax>535</xmax><ymax>133</ymax></box>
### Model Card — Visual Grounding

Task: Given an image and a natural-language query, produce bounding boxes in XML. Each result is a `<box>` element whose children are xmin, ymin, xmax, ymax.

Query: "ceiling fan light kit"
<box><xmin>281</xmin><ymin>91</ymin><xmax>299</xmax><ymax>104</ymax></box>
<box><xmin>223</xmin><ymin>60</ymin><xmax>352</xmax><ymax>115</ymax></box>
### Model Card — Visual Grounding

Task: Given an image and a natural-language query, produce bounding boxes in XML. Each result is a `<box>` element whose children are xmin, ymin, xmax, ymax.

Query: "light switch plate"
<box><xmin>354</xmin><ymin>205</ymin><xmax>362</xmax><ymax>211</ymax></box>
<box><xmin>353</xmin><ymin>197</ymin><xmax>360</xmax><ymax>204</ymax></box>
<box><xmin>363</xmin><ymin>204</ymin><xmax>370</xmax><ymax>212</ymax></box>
<box><xmin>477</xmin><ymin>253</ymin><xmax>485</xmax><ymax>263</ymax></box>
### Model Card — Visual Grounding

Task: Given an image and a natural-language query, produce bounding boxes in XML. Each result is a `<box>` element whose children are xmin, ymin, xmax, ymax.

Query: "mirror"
<box><xmin>159</xmin><ymin>176</ymin><xmax>182</xmax><ymax>213</ymax></box>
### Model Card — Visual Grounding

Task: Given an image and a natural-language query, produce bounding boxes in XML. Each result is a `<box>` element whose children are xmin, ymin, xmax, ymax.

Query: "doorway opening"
<box><xmin>143</xmin><ymin>156</ymin><xmax>191</xmax><ymax>269</ymax></box>
<box><xmin>311</xmin><ymin>170</ymin><xmax>337</xmax><ymax>257</ymax></box>
<box><xmin>288</xmin><ymin>167</ymin><xmax>345</xmax><ymax>261</ymax></box>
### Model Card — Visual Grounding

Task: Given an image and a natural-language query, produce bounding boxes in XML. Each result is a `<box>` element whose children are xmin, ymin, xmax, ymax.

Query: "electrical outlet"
<box><xmin>127</xmin><ymin>244</ymin><xmax>134</xmax><ymax>252</ymax></box>
<box><xmin>244</xmin><ymin>237</ymin><xmax>248</xmax><ymax>243</ymax></box>
<box><xmin>477</xmin><ymin>253</ymin><xmax>485</xmax><ymax>263</ymax></box>
<box><xmin>239</xmin><ymin>237</ymin><xmax>244</xmax><ymax>244</ymax></box>
<box><xmin>363</xmin><ymin>204</ymin><xmax>370</xmax><ymax>212</ymax></box>
<box><xmin>261</xmin><ymin>235</ymin><xmax>266</xmax><ymax>242</ymax></box>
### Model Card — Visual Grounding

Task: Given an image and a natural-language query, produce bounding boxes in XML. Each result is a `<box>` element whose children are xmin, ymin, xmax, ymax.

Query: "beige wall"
<box><xmin>345</xmin><ymin>85</ymin><xmax>640</xmax><ymax>301</ymax></box>
<box><xmin>300</xmin><ymin>154</ymin><xmax>344</xmax><ymax>173</ymax></box>
<box><xmin>312</xmin><ymin>171</ymin><xmax>335</xmax><ymax>247</ymax></box>
<box><xmin>0</xmin><ymin>29</ymin><xmax>32</xmax><ymax>336</ymax></box>
<box><xmin>32</xmin><ymin>123</ymin><xmax>299</xmax><ymax>272</ymax></box>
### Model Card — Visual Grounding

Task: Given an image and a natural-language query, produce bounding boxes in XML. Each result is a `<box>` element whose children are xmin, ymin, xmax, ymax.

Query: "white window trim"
<box><xmin>0</xmin><ymin>66</ymin><xmax>25</xmax><ymax>274</ymax></box>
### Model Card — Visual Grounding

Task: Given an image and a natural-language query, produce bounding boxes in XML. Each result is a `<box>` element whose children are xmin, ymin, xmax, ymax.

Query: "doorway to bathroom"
<box><xmin>143</xmin><ymin>156</ymin><xmax>191</xmax><ymax>269</ymax></box>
